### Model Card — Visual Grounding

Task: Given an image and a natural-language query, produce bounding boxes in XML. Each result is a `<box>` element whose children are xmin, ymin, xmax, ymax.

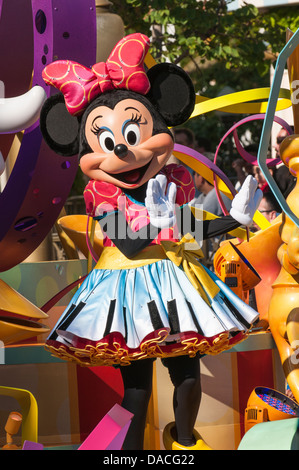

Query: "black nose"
<box><xmin>114</xmin><ymin>144</ymin><xmax>128</xmax><ymax>159</ymax></box>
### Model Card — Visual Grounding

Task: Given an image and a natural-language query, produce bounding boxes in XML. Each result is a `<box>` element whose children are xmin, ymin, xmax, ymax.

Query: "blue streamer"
<box><xmin>257</xmin><ymin>28</ymin><xmax>299</xmax><ymax>228</ymax></box>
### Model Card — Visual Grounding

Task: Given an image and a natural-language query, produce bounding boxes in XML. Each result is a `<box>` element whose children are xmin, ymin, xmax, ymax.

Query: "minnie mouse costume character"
<box><xmin>40</xmin><ymin>33</ymin><xmax>262</xmax><ymax>450</ymax></box>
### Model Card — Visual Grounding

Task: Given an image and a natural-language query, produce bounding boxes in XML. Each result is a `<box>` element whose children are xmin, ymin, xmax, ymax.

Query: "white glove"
<box><xmin>145</xmin><ymin>174</ymin><xmax>177</xmax><ymax>229</ymax></box>
<box><xmin>230</xmin><ymin>175</ymin><xmax>263</xmax><ymax>226</ymax></box>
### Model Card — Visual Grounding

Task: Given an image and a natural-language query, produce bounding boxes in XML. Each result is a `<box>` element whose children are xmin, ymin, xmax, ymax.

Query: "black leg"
<box><xmin>163</xmin><ymin>354</ymin><xmax>202</xmax><ymax>446</ymax></box>
<box><xmin>120</xmin><ymin>358</ymin><xmax>154</xmax><ymax>450</ymax></box>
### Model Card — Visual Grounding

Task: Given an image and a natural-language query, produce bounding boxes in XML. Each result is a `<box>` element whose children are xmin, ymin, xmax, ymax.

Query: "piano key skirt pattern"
<box><xmin>45</xmin><ymin>240</ymin><xmax>259</xmax><ymax>367</ymax></box>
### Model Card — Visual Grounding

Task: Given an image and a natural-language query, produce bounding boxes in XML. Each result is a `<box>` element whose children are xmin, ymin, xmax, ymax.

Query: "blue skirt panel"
<box><xmin>46</xmin><ymin>259</ymin><xmax>258</xmax><ymax>365</ymax></box>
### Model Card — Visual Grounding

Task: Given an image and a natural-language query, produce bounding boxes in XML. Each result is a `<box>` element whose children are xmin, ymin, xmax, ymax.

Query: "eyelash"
<box><xmin>130</xmin><ymin>113</ymin><xmax>142</xmax><ymax>124</ymax></box>
<box><xmin>90</xmin><ymin>113</ymin><xmax>142</xmax><ymax>136</ymax></box>
<box><xmin>91</xmin><ymin>123</ymin><xmax>102</xmax><ymax>136</ymax></box>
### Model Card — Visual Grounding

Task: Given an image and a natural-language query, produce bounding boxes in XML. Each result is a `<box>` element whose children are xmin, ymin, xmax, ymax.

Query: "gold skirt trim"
<box><xmin>45</xmin><ymin>330</ymin><xmax>248</xmax><ymax>367</ymax></box>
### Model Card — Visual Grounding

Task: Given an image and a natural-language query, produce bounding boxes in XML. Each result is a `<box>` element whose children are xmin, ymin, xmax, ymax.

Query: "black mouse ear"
<box><xmin>40</xmin><ymin>93</ymin><xmax>80</xmax><ymax>156</ymax></box>
<box><xmin>146</xmin><ymin>63</ymin><xmax>195</xmax><ymax>127</ymax></box>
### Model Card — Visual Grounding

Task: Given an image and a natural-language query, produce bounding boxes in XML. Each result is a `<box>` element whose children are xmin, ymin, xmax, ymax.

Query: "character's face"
<box><xmin>252</xmin><ymin>165</ymin><xmax>266</xmax><ymax>187</ymax></box>
<box><xmin>80</xmin><ymin>98</ymin><xmax>174</xmax><ymax>188</ymax></box>
<box><xmin>273</xmin><ymin>129</ymin><xmax>288</xmax><ymax>157</ymax></box>
<box><xmin>253</xmin><ymin>165</ymin><xmax>273</xmax><ymax>188</ymax></box>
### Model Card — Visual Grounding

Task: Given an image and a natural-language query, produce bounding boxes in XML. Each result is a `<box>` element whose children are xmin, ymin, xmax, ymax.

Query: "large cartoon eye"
<box><xmin>99</xmin><ymin>130</ymin><xmax>115</xmax><ymax>153</ymax></box>
<box><xmin>123</xmin><ymin>123</ymin><xmax>141</xmax><ymax>146</ymax></box>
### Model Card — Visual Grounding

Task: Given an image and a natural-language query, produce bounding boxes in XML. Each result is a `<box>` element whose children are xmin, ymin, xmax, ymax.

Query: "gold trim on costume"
<box><xmin>45</xmin><ymin>329</ymin><xmax>248</xmax><ymax>367</ymax></box>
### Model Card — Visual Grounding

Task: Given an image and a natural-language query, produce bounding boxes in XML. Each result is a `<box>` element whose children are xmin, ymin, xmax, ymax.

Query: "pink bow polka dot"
<box><xmin>42</xmin><ymin>33</ymin><xmax>151</xmax><ymax>116</ymax></box>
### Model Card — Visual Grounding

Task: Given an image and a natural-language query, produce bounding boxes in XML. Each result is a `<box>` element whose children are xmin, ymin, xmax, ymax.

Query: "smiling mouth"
<box><xmin>108</xmin><ymin>160</ymin><xmax>152</xmax><ymax>185</ymax></box>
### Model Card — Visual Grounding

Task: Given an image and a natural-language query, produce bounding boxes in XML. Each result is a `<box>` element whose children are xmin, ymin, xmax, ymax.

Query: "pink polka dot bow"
<box><xmin>42</xmin><ymin>33</ymin><xmax>151</xmax><ymax>116</ymax></box>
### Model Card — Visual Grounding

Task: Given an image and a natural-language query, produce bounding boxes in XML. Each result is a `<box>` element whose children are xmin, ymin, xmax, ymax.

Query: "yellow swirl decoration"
<box><xmin>191</xmin><ymin>87</ymin><xmax>291</xmax><ymax>117</ymax></box>
<box><xmin>144</xmin><ymin>52</ymin><xmax>292</xmax><ymax>117</ymax></box>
